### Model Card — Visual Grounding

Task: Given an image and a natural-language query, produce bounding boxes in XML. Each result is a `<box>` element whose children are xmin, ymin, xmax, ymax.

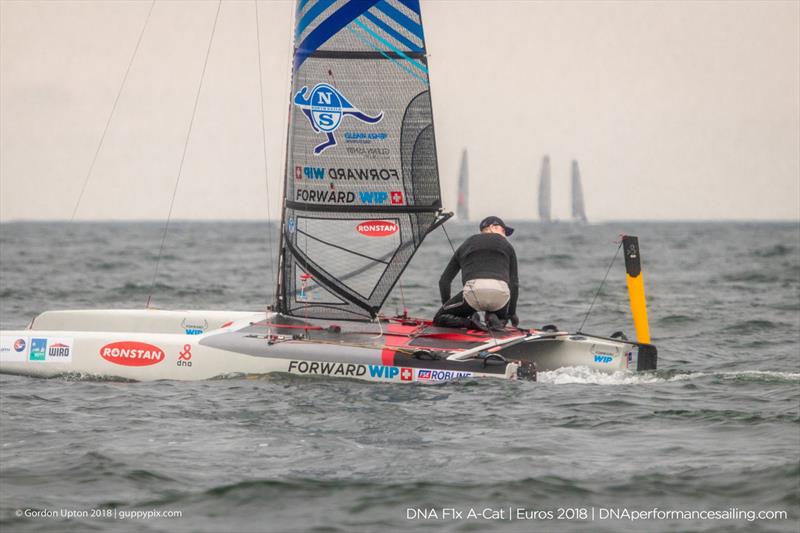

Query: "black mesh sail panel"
<box><xmin>276</xmin><ymin>0</ymin><xmax>444</xmax><ymax>320</ymax></box>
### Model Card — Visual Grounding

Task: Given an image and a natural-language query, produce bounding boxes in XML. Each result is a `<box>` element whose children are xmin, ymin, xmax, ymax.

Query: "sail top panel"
<box><xmin>279</xmin><ymin>0</ymin><xmax>441</xmax><ymax>320</ymax></box>
<box><xmin>294</xmin><ymin>0</ymin><xmax>426</xmax><ymax>73</ymax></box>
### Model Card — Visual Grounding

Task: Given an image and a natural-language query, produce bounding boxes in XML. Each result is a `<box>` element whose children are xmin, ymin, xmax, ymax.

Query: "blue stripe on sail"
<box><xmin>295</xmin><ymin>0</ymin><xmax>381</xmax><ymax>71</ymax></box>
<box><xmin>295</xmin><ymin>0</ymin><xmax>336</xmax><ymax>41</ymax></box>
<box><xmin>298</xmin><ymin>0</ymin><xmax>312</xmax><ymax>12</ymax></box>
<box><xmin>375</xmin><ymin>0</ymin><xmax>424</xmax><ymax>41</ymax></box>
<box><xmin>363</xmin><ymin>10</ymin><xmax>422</xmax><ymax>51</ymax></box>
<box><xmin>347</xmin><ymin>25</ymin><xmax>428</xmax><ymax>85</ymax></box>
<box><xmin>397</xmin><ymin>0</ymin><xmax>421</xmax><ymax>16</ymax></box>
<box><xmin>353</xmin><ymin>18</ymin><xmax>427</xmax><ymax>74</ymax></box>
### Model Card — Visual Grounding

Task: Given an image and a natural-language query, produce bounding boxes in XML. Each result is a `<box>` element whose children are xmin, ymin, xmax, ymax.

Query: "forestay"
<box><xmin>277</xmin><ymin>0</ymin><xmax>446</xmax><ymax>320</ymax></box>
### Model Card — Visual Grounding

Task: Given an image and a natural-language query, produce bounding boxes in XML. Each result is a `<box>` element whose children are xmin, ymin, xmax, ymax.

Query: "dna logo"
<box><xmin>294</xmin><ymin>83</ymin><xmax>383</xmax><ymax>155</ymax></box>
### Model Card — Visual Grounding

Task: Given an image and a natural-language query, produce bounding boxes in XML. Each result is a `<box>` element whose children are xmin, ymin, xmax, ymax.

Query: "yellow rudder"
<box><xmin>622</xmin><ymin>236</ymin><xmax>650</xmax><ymax>344</ymax></box>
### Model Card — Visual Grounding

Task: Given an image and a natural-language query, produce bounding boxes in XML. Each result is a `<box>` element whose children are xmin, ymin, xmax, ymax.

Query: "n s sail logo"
<box><xmin>293</xmin><ymin>83</ymin><xmax>383</xmax><ymax>155</ymax></box>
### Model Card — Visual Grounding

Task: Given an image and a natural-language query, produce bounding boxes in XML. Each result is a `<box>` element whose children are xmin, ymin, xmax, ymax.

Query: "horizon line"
<box><xmin>0</xmin><ymin>218</ymin><xmax>798</xmax><ymax>224</ymax></box>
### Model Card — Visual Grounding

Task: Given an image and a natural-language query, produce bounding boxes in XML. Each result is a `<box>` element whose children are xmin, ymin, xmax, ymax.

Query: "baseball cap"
<box><xmin>479</xmin><ymin>216</ymin><xmax>514</xmax><ymax>236</ymax></box>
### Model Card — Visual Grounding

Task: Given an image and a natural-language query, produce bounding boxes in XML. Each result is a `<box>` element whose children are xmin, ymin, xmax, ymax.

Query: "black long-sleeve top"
<box><xmin>438</xmin><ymin>232</ymin><xmax>519</xmax><ymax>315</ymax></box>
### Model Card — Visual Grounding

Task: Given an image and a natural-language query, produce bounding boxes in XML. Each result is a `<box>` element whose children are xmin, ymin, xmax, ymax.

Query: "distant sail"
<box><xmin>571</xmin><ymin>160</ymin><xmax>588</xmax><ymax>223</ymax></box>
<box><xmin>456</xmin><ymin>149</ymin><xmax>469</xmax><ymax>221</ymax></box>
<box><xmin>276</xmin><ymin>0</ymin><xmax>447</xmax><ymax>321</ymax></box>
<box><xmin>538</xmin><ymin>155</ymin><xmax>551</xmax><ymax>223</ymax></box>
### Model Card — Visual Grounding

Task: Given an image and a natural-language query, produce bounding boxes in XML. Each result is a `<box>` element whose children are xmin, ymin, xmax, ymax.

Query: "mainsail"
<box><xmin>537</xmin><ymin>155</ymin><xmax>551</xmax><ymax>223</ymax></box>
<box><xmin>571</xmin><ymin>160</ymin><xmax>588</xmax><ymax>223</ymax></box>
<box><xmin>456</xmin><ymin>149</ymin><xmax>469</xmax><ymax>221</ymax></box>
<box><xmin>276</xmin><ymin>0</ymin><xmax>446</xmax><ymax>320</ymax></box>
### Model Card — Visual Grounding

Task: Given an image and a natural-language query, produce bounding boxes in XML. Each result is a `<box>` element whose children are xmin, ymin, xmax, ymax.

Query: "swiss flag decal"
<box><xmin>390</xmin><ymin>191</ymin><xmax>404</xmax><ymax>205</ymax></box>
<box><xmin>400</xmin><ymin>367</ymin><xmax>413</xmax><ymax>381</ymax></box>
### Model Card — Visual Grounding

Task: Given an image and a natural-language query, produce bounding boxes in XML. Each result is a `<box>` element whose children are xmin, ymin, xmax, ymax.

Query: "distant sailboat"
<box><xmin>571</xmin><ymin>160</ymin><xmax>588</xmax><ymax>223</ymax></box>
<box><xmin>456</xmin><ymin>149</ymin><xmax>469</xmax><ymax>221</ymax></box>
<box><xmin>538</xmin><ymin>155</ymin><xmax>551</xmax><ymax>223</ymax></box>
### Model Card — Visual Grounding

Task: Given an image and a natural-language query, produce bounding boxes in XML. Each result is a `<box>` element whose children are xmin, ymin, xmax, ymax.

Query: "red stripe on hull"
<box><xmin>381</xmin><ymin>324</ymin><xmax>419</xmax><ymax>366</ymax></box>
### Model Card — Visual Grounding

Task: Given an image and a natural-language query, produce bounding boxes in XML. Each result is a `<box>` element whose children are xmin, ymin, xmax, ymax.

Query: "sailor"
<box><xmin>434</xmin><ymin>216</ymin><xmax>519</xmax><ymax>330</ymax></box>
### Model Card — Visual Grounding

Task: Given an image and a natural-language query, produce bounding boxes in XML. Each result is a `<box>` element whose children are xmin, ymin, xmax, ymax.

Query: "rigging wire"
<box><xmin>441</xmin><ymin>223</ymin><xmax>457</xmax><ymax>254</ymax></box>
<box><xmin>577</xmin><ymin>239</ymin><xmax>624</xmax><ymax>333</ymax></box>
<box><xmin>398</xmin><ymin>280</ymin><xmax>407</xmax><ymax>316</ymax></box>
<box><xmin>70</xmin><ymin>0</ymin><xmax>156</xmax><ymax>221</ymax></box>
<box><xmin>146</xmin><ymin>0</ymin><xmax>222</xmax><ymax>308</ymax></box>
<box><xmin>254</xmin><ymin>0</ymin><xmax>276</xmax><ymax>314</ymax></box>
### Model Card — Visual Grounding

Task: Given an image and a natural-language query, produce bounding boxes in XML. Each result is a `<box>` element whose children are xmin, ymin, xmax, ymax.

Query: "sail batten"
<box><xmin>277</xmin><ymin>0</ymin><xmax>442</xmax><ymax>321</ymax></box>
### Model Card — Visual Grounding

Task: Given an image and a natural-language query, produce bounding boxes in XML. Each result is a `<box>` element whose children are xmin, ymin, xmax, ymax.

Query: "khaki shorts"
<box><xmin>462</xmin><ymin>279</ymin><xmax>510</xmax><ymax>312</ymax></box>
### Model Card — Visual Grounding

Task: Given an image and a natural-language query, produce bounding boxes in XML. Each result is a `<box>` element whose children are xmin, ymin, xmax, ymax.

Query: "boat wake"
<box><xmin>537</xmin><ymin>367</ymin><xmax>800</xmax><ymax>385</ymax></box>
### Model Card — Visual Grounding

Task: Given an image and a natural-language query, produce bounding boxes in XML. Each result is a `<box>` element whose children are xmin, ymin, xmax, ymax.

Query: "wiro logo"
<box><xmin>293</xmin><ymin>83</ymin><xmax>383</xmax><ymax>155</ymax></box>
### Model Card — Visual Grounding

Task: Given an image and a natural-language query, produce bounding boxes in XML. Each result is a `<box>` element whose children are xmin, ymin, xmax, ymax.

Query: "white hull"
<box><xmin>0</xmin><ymin>309</ymin><xmax>655</xmax><ymax>383</ymax></box>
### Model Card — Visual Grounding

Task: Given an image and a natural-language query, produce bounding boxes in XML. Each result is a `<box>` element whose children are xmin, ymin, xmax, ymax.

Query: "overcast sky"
<box><xmin>1</xmin><ymin>0</ymin><xmax>798</xmax><ymax>222</ymax></box>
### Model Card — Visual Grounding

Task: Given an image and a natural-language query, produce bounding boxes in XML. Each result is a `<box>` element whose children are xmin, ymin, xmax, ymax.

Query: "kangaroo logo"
<box><xmin>294</xmin><ymin>83</ymin><xmax>383</xmax><ymax>155</ymax></box>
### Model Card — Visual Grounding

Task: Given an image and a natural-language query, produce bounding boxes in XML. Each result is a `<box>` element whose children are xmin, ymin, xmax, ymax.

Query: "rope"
<box><xmin>254</xmin><ymin>0</ymin><xmax>275</xmax><ymax>295</ymax></box>
<box><xmin>254</xmin><ymin>0</ymin><xmax>276</xmax><ymax>329</ymax></box>
<box><xmin>70</xmin><ymin>0</ymin><xmax>156</xmax><ymax>221</ymax></box>
<box><xmin>370</xmin><ymin>315</ymin><xmax>384</xmax><ymax>339</ymax></box>
<box><xmin>146</xmin><ymin>0</ymin><xmax>222</xmax><ymax>308</ymax></box>
<box><xmin>441</xmin><ymin>223</ymin><xmax>456</xmax><ymax>253</ymax></box>
<box><xmin>398</xmin><ymin>280</ymin><xmax>407</xmax><ymax>316</ymax></box>
<box><xmin>577</xmin><ymin>239</ymin><xmax>623</xmax><ymax>333</ymax></box>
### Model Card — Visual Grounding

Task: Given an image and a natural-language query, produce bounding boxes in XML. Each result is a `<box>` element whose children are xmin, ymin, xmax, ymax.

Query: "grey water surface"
<box><xmin>0</xmin><ymin>221</ymin><xmax>798</xmax><ymax>532</ymax></box>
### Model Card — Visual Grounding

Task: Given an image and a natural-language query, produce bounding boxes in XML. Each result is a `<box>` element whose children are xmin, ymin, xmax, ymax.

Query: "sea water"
<box><xmin>0</xmin><ymin>221</ymin><xmax>798</xmax><ymax>532</ymax></box>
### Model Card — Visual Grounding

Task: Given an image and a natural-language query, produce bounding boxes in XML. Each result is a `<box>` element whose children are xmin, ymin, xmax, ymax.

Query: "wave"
<box><xmin>651</xmin><ymin>408</ymin><xmax>799</xmax><ymax>424</ymax></box>
<box><xmin>721</xmin><ymin>319</ymin><xmax>783</xmax><ymax>333</ymax></box>
<box><xmin>114</xmin><ymin>282</ymin><xmax>175</xmax><ymax>296</ymax></box>
<box><xmin>106</xmin><ymin>464</ymin><xmax>800</xmax><ymax>516</ymax></box>
<box><xmin>533</xmin><ymin>253</ymin><xmax>575</xmax><ymax>266</ymax></box>
<box><xmin>753</xmin><ymin>244</ymin><xmax>794</xmax><ymax>258</ymax></box>
<box><xmin>711</xmin><ymin>370</ymin><xmax>800</xmax><ymax>383</ymax></box>
<box><xmin>657</xmin><ymin>314</ymin><xmax>696</xmax><ymax>325</ymax></box>
<box><xmin>2</xmin><ymin>451</ymin><xmax>129</xmax><ymax>486</ymax></box>
<box><xmin>93</xmin><ymin>261</ymin><xmax>127</xmax><ymax>271</ymax></box>
<box><xmin>538</xmin><ymin>367</ymin><xmax>690</xmax><ymax>385</ymax></box>
<box><xmin>537</xmin><ymin>367</ymin><xmax>800</xmax><ymax>385</ymax></box>
<box><xmin>720</xmin><ymin>271</ymin><xmax>780</xmax><ymax>283</ymax></box>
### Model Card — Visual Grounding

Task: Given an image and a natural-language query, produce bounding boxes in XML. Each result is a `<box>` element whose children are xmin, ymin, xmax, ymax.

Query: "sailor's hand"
<box><xmin>510</xmin><ymin>314</ymin><xmax>520</xmax><ymax>327</ymax></box>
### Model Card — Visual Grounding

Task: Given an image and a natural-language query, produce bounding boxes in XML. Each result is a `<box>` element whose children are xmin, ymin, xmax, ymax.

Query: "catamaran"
<box><xmin>0</xmin><ymin>0</ymin><xmax>656</xmax><ymax>383</ymax></box>
<box><xmin>571</xmin><ymin>160</ymin><xmax>588</xmax><ymax>224</ymax></box>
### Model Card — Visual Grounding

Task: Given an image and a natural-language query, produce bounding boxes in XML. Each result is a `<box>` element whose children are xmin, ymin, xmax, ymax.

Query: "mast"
<box><xmin>537</xmin><ymin>155</ymin><xmax>551</xmax><ymax>223</ymax></box>
<box><xmin>273</xmin><ymin>2</ymin><xmax>299</xmax><ymax>315</ymax></box>
<box><xmin>571</xmin><ymin>159</ymin><xmax>588</xmax><ymax>223</ymax></box>
<box><xmin>456</xmin><ymin>149</ymin><xmax>469</xmax><ymax>221</ymax></box>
